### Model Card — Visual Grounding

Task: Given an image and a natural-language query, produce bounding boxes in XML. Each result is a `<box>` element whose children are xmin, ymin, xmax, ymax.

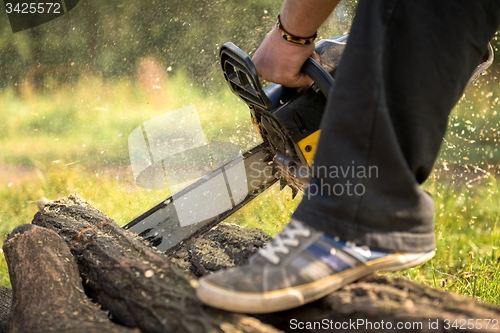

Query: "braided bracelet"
<box><xmin>276</xmin><ymin>14</ymin><xmax>317</xmax><ymax>45</ymax></box>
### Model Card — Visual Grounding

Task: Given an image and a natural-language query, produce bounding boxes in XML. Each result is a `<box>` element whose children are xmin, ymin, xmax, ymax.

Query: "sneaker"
<box><xmin>196</xmin><ymin>219</ymin><xmax>435</xmax><ymax>313</ymax></box>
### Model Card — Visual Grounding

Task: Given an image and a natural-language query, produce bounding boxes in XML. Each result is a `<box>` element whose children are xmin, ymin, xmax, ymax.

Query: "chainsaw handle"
<box><xmin>301</xmin><ymin>57</ymin><xmax>334</xmax><ymax>99</ymax></box>
<box><xmin>220</xmin><ymin>42</ymin><xmax>334</xmax><ymax>109</ymax></box>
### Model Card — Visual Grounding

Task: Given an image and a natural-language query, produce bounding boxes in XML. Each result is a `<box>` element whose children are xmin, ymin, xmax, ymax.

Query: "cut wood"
<box><xmin>2</xmin><ymin>224</ymin><xmax>137</xmax><ymax>333</ymax></box>
<box><xmin>32</xmin><ymin>195</ymin><xmax>280</xmax><ymax>333</ymax></box>
<box><xmin>0</xmin><ymin>286</ymin><xmax>11</xmax><ymax>333</ymax></box>
<box><xmin>0</xmin><ymin>194</ymin><xmax>498</xmax><ymax>333</ymax></box>
<box><xmin>257</xmin><ymin>274</ymin><xmax>500</xmax><ymax>332</ymax></box>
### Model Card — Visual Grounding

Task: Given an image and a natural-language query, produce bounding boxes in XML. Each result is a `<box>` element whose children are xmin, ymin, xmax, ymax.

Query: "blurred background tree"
<box><xmin>0</xmin><ymin>0</ymin><xmax>357</xmax><ymax>91</ymax></box>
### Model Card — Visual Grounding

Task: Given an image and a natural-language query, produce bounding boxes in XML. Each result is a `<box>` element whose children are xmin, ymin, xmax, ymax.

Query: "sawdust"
<box><xmin>169</xmin><ymin>223</ymin><xmax>272</xmax><ymax>277</ymax></box>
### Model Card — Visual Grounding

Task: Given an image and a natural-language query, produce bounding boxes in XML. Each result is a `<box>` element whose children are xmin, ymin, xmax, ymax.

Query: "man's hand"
<box><xmin>251</xmin><ymin>0</ymin><xmax>339</xmax><ymax>87</ymax></box>
<box><xmin>252</xmin><ymin>27</ymin><xmax>316</xmax><ymax>88</ymax></box>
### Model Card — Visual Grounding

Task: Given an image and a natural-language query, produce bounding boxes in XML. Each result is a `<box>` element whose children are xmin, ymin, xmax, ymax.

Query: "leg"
<box><xmin>196</xmin><ymin>0</ymin><xmax>500</xmax><ymax>313</ymax></box>
<box><xmin>294</xmin><ymin>0</ymin><xmax>500</xmax><ymax>252</ymax></box>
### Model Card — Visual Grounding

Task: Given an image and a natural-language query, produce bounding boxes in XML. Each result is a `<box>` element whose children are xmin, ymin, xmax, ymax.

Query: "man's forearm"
<box><xmin>279</xmin><ymin>0</ymin><xmax>341</xmax><ymax>38</ymax></box>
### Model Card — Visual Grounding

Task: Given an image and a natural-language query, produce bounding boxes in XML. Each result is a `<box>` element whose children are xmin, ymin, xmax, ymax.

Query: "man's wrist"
<box><xmin>276</xmin><ymin>14</ymin><xmax>318</xmax><ymax>45</ymax></box>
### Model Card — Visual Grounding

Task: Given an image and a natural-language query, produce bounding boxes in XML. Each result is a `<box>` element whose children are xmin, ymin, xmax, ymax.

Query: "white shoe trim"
<box><xmin>196</xmin><ymin>250</ymin><xmax>435</xmax><ymax>313</ymax></box>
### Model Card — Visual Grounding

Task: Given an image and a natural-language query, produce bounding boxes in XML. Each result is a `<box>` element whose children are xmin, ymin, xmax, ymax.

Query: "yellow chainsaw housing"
<box><xmin>297</xmin><ymin>130</ymin><xmax>321</xmax><ymax>167</ymax></box>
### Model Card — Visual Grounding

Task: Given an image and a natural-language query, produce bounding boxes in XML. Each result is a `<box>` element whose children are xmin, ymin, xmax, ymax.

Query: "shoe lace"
<box><xmin>345</xmin><ymin>241</ymin><xmax>372</xmax><ymax>258</ymax></box>
<box><xmin>258</xmin><ymin>220</ymin><xmax>311</xmax><ymax>264</ymax></box>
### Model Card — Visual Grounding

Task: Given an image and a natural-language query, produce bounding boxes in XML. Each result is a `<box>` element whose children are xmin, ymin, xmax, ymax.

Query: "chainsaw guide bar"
<box><xmin>124</xmin><ymin>36</ymin><xmax>349</xmax><ymax>251</ymax></box>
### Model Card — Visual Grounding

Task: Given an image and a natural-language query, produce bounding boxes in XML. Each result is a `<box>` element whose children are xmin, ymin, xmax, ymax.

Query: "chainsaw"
<box><xmin>123</xmin><ymin>35</ymin><xmax>493</xmax><ymax>252</ymax></box>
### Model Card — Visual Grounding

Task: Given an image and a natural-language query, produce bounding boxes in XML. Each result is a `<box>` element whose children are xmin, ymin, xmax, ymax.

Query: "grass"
<box><xmin>0</xmin><ymin>72</ymin><xmax>500</xmax><ymax>307</ymax></box>
<box><xmin>0</xmin><ymin>72</ymin><xmax>258</xmax><ymax>166</ymax></box>
<box><xmin>387</xmin><ymin>173</ymin><xmax>500</xmax><ymax>304</ymax></box>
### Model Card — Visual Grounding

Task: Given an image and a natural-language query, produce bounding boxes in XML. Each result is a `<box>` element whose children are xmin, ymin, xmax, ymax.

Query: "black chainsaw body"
<box><xmin>220</xmin><ymin>36</ymin><xmax>347</xmax><ymax>194</ymax></box>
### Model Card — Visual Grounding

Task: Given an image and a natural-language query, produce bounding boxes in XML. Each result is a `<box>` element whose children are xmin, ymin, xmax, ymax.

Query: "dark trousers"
<box><xmin>293</xmin><ymin>0</ymin><xmax>500</xmax><ymax>252</ymax></box>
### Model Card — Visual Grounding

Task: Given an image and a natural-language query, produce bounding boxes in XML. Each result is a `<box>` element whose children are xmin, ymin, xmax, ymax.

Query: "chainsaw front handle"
<box><xmin>301</xmin><ymin>57</ymin><xmax>334</xmax><ymax>99</ymax></box>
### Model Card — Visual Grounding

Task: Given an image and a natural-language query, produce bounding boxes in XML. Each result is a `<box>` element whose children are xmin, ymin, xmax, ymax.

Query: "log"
<box><xmin>32</xmin><ymin>195</ymin><xmax>281</xmax><ymax>333</ymax></box>
<box><xmin>257</xmin><ymin>274</ymin><xmax>500</xmax><ymax>332</ymax></box>
<box><xmin>168</xmin><ymin>222</ymin><xmax>272</xmax><ymax>277</ymax></box>
<box><xmin>2</xmin><ymin>224</ymin><xmax>138</xmax><ymax>333</ymax></box>
<box><xmin>3</xmin><ymin>194</ymin><xmax>499</xmax><ymax>333</ymax></box>
<box><xmin>0</xmin><ymin>286</ymin><xmax>11</xmax><ymax>333</ymax></box>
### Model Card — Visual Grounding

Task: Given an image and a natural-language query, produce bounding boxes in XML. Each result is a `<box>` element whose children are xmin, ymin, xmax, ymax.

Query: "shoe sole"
<box><xmin>196</xmin><ymin>250</ymin><xmax>435</xmax><ymax>314</ymax></box>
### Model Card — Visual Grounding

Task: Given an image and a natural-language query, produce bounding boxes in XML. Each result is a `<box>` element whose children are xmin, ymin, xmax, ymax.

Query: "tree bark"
<box><xmin>257</xmin><ymin>274</ymin><xmax>500</xmax><ymax>332</ymax></box>
<box><xmin>2</xmin><ymin>194</ymin><xmax>499</xmax><ymax>333</ymax></box>
<box><xmin>31</xmin><ymin>195</ymin><xmax>280</xmax><ymax>333</ymax></box>
<box><xmin>2</xmin><ymin>224</ymin><xmax>137</xmax><ymax>333</ymax></box>
<box><xmin>0</xmin><ymin>286</ymin><xmax>11</xmax><ymax>333</ymax></box>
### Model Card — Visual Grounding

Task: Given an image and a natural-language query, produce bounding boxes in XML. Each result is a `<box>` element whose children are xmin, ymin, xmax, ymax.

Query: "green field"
<box><xmin>0</xmin><ymin>72</ymin><xmax>499</xmax><ymax>307</ymax></box>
